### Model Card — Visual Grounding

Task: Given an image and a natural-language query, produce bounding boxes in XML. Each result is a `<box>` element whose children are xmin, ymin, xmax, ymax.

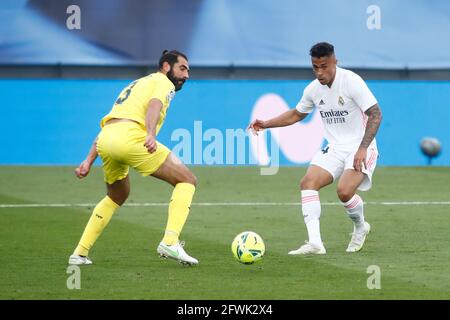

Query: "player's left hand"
<box><xmin>353</xmin><ymin>147</ymin><xmax>367</xmax><ymax>172</ymax></box>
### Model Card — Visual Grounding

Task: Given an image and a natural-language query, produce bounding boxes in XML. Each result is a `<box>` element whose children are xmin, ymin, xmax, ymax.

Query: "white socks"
<box><xmin>301</xmin><ymin>190</ymin><xmax>323</xmax><ymax>246</ymax></box>
<box><xmin>343</xmin><ymin>194</ymin><xmax>365</xmax><ymax>233</ymax></box>
<box><xmin>301</xmin><ymin>191</ymin><xmax>366</xmax><ymax>246</ymax></box>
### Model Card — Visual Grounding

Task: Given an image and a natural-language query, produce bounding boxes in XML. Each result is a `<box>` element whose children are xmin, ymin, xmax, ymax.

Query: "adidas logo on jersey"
<box><xmin>319</xmin><ymin>99</ymin><xmax>325</xmax><ymax>105</ymax></box>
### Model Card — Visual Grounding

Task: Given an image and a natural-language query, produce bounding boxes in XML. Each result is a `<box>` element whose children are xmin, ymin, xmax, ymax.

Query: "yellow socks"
<box><xmin>162</xmin><ymin>183</ymin><xmax>196</xmax><ymax>245</ymax></box>
<box><xmin>73</xmin><ymin>183</ymin><xmax>194</xmax><ymax>255</ymax></box>
<box><xmin>73</xmin><ymin>196</ymin><xmax>119</xmax><ymax>256</ymax></box>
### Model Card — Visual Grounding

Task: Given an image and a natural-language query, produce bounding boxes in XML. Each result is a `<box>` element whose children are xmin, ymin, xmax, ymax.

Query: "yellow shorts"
<box><xmin>96</xmin><ymin>121</ymin><xmax>171</xmax><ymax>184</ymax></box>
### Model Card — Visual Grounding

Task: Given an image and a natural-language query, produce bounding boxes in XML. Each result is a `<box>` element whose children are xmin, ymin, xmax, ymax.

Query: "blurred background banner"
<box><xmin>1</xmin><ymin>79</ymin><xmax>448</xmax><ymax>166</ymax></box>
<box><xmin>2</xmin><ymin>0</ymin><xmax>450</xmax><ymax>68</ymax></box>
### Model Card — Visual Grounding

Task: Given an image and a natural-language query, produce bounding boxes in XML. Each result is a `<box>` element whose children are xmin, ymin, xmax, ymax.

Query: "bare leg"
<box><xmin>106</xmin><ymin>175</ymin><xmax>130</xmax><ymax>206</ymax></box>
<box><xmin>151</xmin><ymin>153</ymin><xmax>197</xmax><ymax>186</ymax></box>
<box><xmin>300</xmin><ymin>165</ymin><xmax>334</xmax><ymax>191</ymax></box>
<box><xmin>336</xmin><ymin>169</ymin><xmax>365</xmax><ymax>202</ymax></box>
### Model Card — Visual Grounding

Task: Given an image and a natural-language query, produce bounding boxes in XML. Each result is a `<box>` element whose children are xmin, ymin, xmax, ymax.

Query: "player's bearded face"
<box><xmin>167</xmin><ymin>59</ymin><xmax>189</xmax><ymax>91</ymax></box>
<box><xmin>167</xmin><ymin>68</ymin><xmax>186</xmax><ymax>91</ymax></box>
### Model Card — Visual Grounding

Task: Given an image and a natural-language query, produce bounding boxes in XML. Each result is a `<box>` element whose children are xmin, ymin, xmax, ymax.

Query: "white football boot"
<box><xmin>157</xmin><ymin>241</ymin><xmax>199</xmax><ymax>266</ymax></box>
<box><xmin>346</xmin><ymin>222</ymin><xmax>371</xmax><ymax>253</ymax></box>
<box><xmin>288</xmin><ymin>241</ymin><xmax>326</xmax><ymax>255</ymax></box>
<box><xmin>68</xmin><ymin>254</ymin><xmax>93</xmax><ymax>265</ymax></box>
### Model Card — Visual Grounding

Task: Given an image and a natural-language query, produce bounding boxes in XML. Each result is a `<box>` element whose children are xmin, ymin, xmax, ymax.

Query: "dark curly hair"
<box><xmin>158</xmin><ymin>50</ymin><xmax>188</xmax><ymax>69</ymax></box>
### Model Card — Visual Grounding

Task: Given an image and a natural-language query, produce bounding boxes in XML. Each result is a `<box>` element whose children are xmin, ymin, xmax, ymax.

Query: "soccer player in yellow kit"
<box><xmin>68</xmin><ymin>50</ymin><xmax>199</xmax><ymax>266</ymax></box>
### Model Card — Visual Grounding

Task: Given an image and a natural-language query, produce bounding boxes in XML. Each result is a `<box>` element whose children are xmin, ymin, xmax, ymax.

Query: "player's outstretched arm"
<box><xmin>75</xmin><ymin>136</ymin><xmax>99</xmax><ymax>179</ymax></box>
<box><xmin>354</xmin><ymin>104</ymin><xmax>383</xmax><ymax>171</ymax></box>
<box><xmin>248</xmin><ymin>109</ymin><xmax>308</xmax><ymax>135</ymax></box>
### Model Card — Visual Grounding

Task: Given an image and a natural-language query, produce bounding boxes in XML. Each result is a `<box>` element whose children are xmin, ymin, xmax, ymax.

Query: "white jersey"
<box><xmin>296</xmin><ymin>67</ymin><xmax>378</xmax><ymax>151</ymax></box>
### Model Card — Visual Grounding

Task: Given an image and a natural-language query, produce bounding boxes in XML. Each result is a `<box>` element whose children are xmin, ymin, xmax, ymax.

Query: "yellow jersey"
<box><xmin>101</xmin><ymin>72</ymin><xmax>175</xmax><ymax>135</ymax></box>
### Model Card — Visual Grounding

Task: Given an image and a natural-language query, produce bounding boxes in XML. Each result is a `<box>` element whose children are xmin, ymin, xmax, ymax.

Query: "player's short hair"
<box><xmin>310</xmin><ymin>42</ymin><xmax>335</xmax><ymax>58</ymax></box>
<box><xmin>158</xmin><ymin>50</ymin><xmax>188</xmax><ymax>69</ymax></box>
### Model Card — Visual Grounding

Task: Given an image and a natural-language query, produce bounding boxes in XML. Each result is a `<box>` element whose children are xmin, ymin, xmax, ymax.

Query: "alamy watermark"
<box><xmin>66</xmin><ymin>265</ymin><xmax>81</xmax><ymax>290</ymax></box>
<box><xmin>170</xmin><ymin>121</ymin><xmax>280</xmax><ymax>175</ymax></box>
<box><xmin>367</xmin><ymin>5</ymin><xmax>381</xmax><ymax>30</ymax></box>
<box><xmin>66</xmin><ymin>5</ymin><xmax>81</xmax><ymax>30</ymax></box>
<box><xmin>366</xmin><ymin>265</ymin><xmax>381</xmax><ymax>289</ymax></box>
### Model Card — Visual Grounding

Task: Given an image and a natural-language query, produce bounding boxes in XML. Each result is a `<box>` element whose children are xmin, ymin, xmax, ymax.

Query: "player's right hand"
<box><xmin>248</xmin><ymin>119</ymin><xmax>266</xmax><ymax>136</ymax></box>
<box><xmin>75</xmin><ymin>160</ymin><xmax>91</xmax><ymax>179</ymax></box>
<box><xmin>144</xmin><ymin>134</ymin><xmax>157</xmax><ymax>153</ymax></box>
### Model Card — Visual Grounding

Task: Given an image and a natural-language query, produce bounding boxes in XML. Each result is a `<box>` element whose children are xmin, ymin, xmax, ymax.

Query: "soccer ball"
<box><xmin>420</xmin><ymin>137</ymin><xmax>441</xmax><ymax>157</ymax></box>
<box><xmin>231</xmin><ymin>231</ymin><xmax>265</xmax><ymax>264</ymax></box>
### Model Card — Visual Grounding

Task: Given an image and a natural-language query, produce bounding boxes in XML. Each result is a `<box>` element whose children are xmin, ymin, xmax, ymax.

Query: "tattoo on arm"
<box><xmin>359</xmin><ymin>104</ymin><xmax>382</xmax><ymax>149</ymax></box>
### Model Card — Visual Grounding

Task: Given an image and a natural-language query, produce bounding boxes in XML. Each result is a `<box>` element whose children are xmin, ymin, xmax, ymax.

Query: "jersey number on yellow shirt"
<box><xmin>115</xmin><ymin>80</ymin><xmax>137</xmax><ymax>105</ymax></box>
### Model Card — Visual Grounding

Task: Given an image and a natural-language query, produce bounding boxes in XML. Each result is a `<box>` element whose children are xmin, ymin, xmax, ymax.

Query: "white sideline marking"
<box><xmin>1</xmin><ymin>201</ymin><xmax>450</xmax><ymax>208</ymax></box>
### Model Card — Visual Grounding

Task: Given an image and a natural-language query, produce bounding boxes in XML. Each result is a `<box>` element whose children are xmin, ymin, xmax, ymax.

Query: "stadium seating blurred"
<box><xmin>2</xmin><ymin>0</ymin><xmax>449</xmax><ymax>68</ymax></box>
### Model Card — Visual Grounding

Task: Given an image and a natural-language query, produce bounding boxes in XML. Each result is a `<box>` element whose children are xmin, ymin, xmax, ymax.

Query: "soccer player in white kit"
<box><xmin>249</xmin><ymin>42</ymin><xmax>382</xmax><ymax>254</ymax></box>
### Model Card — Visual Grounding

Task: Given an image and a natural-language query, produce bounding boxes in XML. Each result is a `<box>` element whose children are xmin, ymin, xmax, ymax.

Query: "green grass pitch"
<box><xmin>0</xmin><ymin>166</ymin><xmax>449</xmax><ymax>299</ymax></box>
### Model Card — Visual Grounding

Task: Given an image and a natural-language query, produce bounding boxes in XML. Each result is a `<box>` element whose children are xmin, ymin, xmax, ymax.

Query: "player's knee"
<box><xmin>336</xmin><ymin>186</ymin><xmax>353</xmax><ymax>202</ymax></box>
<box><xmin>123</xmin><ymin>186</ymin><xmax>131</xmax><ymax>201</ymax></box>
<box><xmin>173</xmin><ymin>170</ymin><xmax>197</xmax><ymax>187</ymax></box>
<box><xmin>107</xmin><ymin>186</ymin><xmax>130</xmax><ymax>206</ymax></box>
<box><xmin>113</xmin><ymin>192</ymin><xmax>129</xmax><ymax>206</ymax></box>
<box><xmin>184</xmin><ymin>172</ymin><xmax>197</xmax><ymax>187</ymax></box>
<box><xmin>108</xmin><ymin>194</ymin><xmax>127</xmax><ymax>206</ymax></box>
<box><xmin>300</xmin><ymin>177</ymin><xmax>318</xmax><ymax>190</ymax></box>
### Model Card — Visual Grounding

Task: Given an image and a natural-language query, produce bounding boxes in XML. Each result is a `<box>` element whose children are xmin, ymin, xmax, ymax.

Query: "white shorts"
<box><xmin>310</xmin><ymin>145</ymin><xmax>379</xmax><ymax>191</ymax></box>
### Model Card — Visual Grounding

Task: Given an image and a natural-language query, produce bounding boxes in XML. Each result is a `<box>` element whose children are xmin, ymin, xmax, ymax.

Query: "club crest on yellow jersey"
<box><xmin>166</xmin><ymin>90</ymin><xmax>175</xmax><ymax>104</ymax></box>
